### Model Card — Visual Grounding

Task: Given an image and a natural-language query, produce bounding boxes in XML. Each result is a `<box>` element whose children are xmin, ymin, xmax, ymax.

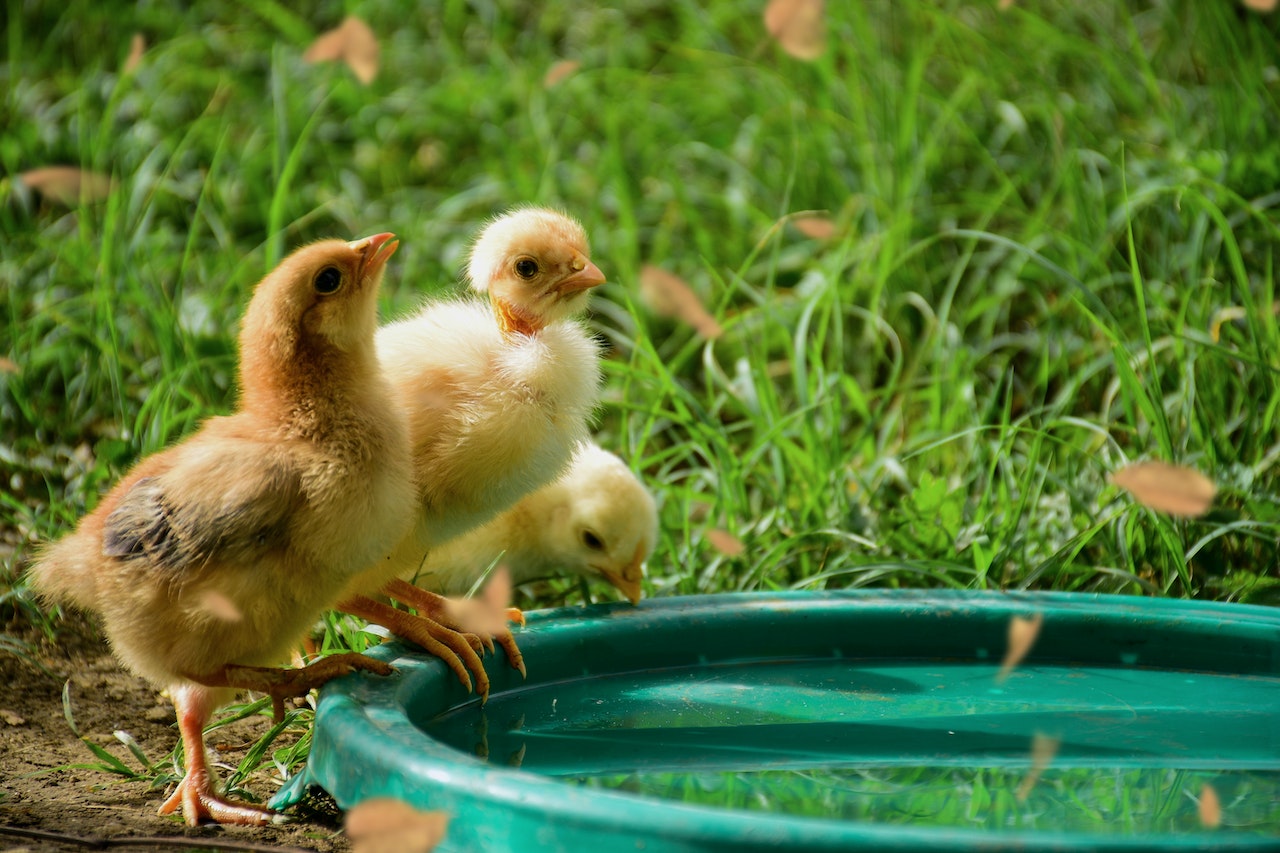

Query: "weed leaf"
<box><xmin>639</xmin><ymin>264</ymin><xmax>723</xmax><ymax>339</ymax></box>
<box><xmin>792</xmin><ymin>214</ymin><xmax>837</xmax><ymax>240</ymax></box>
<box><xmin>1016</xmin><ymin>732</ymin><xmax>1060</xmax><ymax>801</ymax></box>
<box><xmin>706</xmin><ymin>528</ymin><xmax>745</xmax><ymax>557</ymax></box>
<box><xmin>19</xmin><ymin>167</ymin><xmax>113</xmax><ymax>205</ymax></box>
<box><xmin>1199</xmin><ymin>783</ymin><xmax>1222</xmax><ymax>828</ymax></box>
<box><xmin>764</xmin><ymin>0</ymin><xmax>827</xmax><ymax>60</ymax></box>
<box><xmin>543</xmin><ymin>59</ymin><xmax>581</xmax><ymax>88</ymax></box>
<box><xmin>346</xmin><ymin>797</ymin><xmax>450</xmax><ymax>853</ymax></box>
<box><xmin>997</xmin><ymin>612</ymin><xmax>1043</xmax><ymax>682</ymax></box>
<box><xmin>304</xmin><ymin>16</ymin><xmax>380</xmax><ymax>84</ymax></box>
<box><xmin>1110</xmin><ymin>461</ymin><xmax>1217</xmax><ymax>518</ymax></box>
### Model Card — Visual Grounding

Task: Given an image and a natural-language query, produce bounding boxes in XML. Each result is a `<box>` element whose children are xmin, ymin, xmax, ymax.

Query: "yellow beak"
<box><xmin>596</xmin><ymin>540</ymin><xmax>647</xmax><ymax>605</ymax></box>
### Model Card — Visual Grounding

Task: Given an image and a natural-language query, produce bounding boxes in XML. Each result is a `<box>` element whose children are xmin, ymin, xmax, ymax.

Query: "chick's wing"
<box><xmin>102</xmin><ymin>444</ymin><xmax>302</xmax><ymax>574</ymax></box>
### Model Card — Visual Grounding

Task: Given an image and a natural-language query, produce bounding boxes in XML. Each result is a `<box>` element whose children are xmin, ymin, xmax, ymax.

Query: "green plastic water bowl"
<box><xmin>273</xmin><ymin>590</ymin><xmax>1280</xmax><ymax>851</ymax></box>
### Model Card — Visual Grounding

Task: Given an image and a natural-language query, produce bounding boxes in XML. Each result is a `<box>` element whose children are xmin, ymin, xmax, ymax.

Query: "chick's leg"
<box><xmin>159</xmin><ymin>685</ymin><xmax>275</xmax><ymax>826</ymax></box>
<box><xmin>383</xmin><ymin>579</ymin><xmax>526</xmax><ymax>677</ymax></box>
<box><xmin>338</xmin><ymin>593</ymin><xmax>490</xmax><ymax>700</ymax></box>
<box><xmin>193</xmin><ymin>652</ymin><xmax>395</xmax><ymax>722</ymax></box>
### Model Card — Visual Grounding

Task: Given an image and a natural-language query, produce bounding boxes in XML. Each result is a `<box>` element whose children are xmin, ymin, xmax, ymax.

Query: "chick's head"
<box><xmin>467</xmin><ymin>207</ymin><xmax>606</xmax><ymax>334</ymax></box>
<box><xmin>546</xmin><ymin>445</ymin><xmax>657</xmax><ymax>604</ymax></box>
<box><xmin>243</xmin><ymin>233</ymin><xmax>400</xmax><ymax>359</ymax></box>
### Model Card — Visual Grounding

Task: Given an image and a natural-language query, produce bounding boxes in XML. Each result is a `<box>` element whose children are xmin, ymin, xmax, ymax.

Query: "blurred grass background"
<box><xmin>3</xmin><ymin>0</ymin><xmax>1279</xmax><ymax>639</ymax></box>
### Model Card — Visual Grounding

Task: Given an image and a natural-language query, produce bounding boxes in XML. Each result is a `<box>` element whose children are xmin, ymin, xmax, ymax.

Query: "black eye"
<box><xmin>314</xmin><ymin>266</ymin><xmax>342</xmax><ymax>294</ymax></box>
<box><xmin>580</xmin><ymin>529</ymin><xmax>604</xmax><ymax>551</ymax></box>
<box><xmin>514</xmin><ymin>258</ymin><xmax>539</xmax><ymax>279</ymax></box>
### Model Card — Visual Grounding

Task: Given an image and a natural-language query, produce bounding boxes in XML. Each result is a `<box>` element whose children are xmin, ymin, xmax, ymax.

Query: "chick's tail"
<box><xmin>25</xmin><ymin>531</ymin><xmax>105</xmax><ymax>612</ymax></box>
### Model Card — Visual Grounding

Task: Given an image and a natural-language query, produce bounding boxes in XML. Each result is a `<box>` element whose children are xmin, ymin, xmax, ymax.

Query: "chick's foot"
<box><xmin>384</xmin><ymin>579</ymin><xmax>526</xmax><ymax>676</ymax></box>
<box><xmin>194</xmin><ymin>652</ymin><xmax>395</xmax><ymax>722</ymax></box>
<box><xmin>339</xmin><ymin>593</ymin><xmax>490</xmax><ymax>700</ymax></box>
<box><xmin>159</xmin><ymin>766</ymin><xmax>278</xmax><ymax>826</ymax></box>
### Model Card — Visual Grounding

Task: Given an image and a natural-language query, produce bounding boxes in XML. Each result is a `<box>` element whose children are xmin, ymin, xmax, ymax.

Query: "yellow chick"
<box><xmin>409</xmin><ymin>442</ymin><xmax>657</xmax><ymax>604</ymax></box>
<box><xmin>337</xmin><ymin>208</ymin><xmax>605</xmax><ymax>694</ymax></box>
<box><xmin>26</xmin><ymin>234</ymin><xmax>414</xmax><ymax>826</ymax></box>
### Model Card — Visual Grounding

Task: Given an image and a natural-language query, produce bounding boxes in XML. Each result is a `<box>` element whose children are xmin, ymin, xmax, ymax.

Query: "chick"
<box><xmin>337</xmin><ymin>208</ymin><xmax>605</xmax><ymax>694</ymax></box>
<box><xmin>410</xmin><ymin>442</ymin><xmax>657</xmax><ymax>604</ymax></box>
<box><xmin>27</xmin><ymin>234</ymin><xmax>414</xmax><ymax>826</ymax></box>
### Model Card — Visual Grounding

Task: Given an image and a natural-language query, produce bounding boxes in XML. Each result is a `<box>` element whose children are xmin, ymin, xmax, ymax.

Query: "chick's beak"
<box><xmin>349</xmin><ymin>232</ymin><xmax>400</xmax><ymax>282</ymax></box>
<box><xmin>555</xmin><ymin>256</ymin><xmax>606</xmax><ymax>295</ymax></box>
<box><xmin>596</xmin><ymin>540</ymin><xmax>647</xmax><ymax>605</ymax></box>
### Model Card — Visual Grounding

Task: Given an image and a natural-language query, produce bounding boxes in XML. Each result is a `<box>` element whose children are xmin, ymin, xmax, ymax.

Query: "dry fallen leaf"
<box><xmin>639</xmin><ymin>264</ymin><xmax>723</xmax><ymax>339</ymax></box>
<box><xmin>1242</xmin><ymin>0</ymin><xmax>1276</xmax><ymax>12</ymax></box>
<box><xmin>198</xmin><ymin>589</ymin><xmax>243</xmax><ymax>623</ymax></box>
<box><xmin>346</xmin><ymin>798</ymin><xmax>450</xmax><ymax>853</ymax></box>
<box><xmin>792</xmin><ymin>214</ymin><xmax>837</xmax><ymax>240</ymax></box>
<box><xmin>1016</xmin><ymin>732</ymin><xmax>1060</xmax><ymax>801</ymax></box>
<box><xmin>998</xmin><ymin>0</ymin><xmax>1016</xmax><ymax>10</ymax></box>
<box><xmin>1198</xmin><ymin>783</ymin><xmax>1222</xmax><ymax>829</ymax></box>
<box><xmin>123</xmin><ymin>33</ymin><xmax>146</xmax><ymax>75</ymax></box>
<box><xmin>997</xmin><ymin>612</ymin><xmax>1043</xmax><ymax>683</ymax></box>
<box><xmin>18</xmin><ymin>167</ymin><xmax>114</xmax><ymax>206</ymax></box>
<box><xmin>543</xmin><ymin>59</ymin><xmax>581</xmax><ymax>88</ymax></box>
<box><xmin>764</xmin><ymin>0</ymin><xmax>827</xmax><ymax>61</ymax></box>
<box><xmin>706</xmin><ymin>528</ymin><xmax>745</xmax><ymax>558</ymax></box>
<box><xmin>0</xmin><ymin>356</ymin><xmax>19</xmax><ymax>375</ymax></box>
<box><xmin>1109</xmin><ymin>461</ymin><xmax>1217</xmax><ymax>518</ymax></box>
<box><xmin>304</xmin><ymin>16</ymin><xmax>380</xmax><ymax>85</ymax></box>
<box><xmin>444</xmin><ymin>566</ymin><xmax>513</xmax><ymax>637</ymax></box>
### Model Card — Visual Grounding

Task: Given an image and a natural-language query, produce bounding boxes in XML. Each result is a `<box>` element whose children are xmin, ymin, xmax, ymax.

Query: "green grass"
<box><xmin>3</xmin><ymin>0</ymin><xmax>1280</xmax><ymax>819</ymax></box>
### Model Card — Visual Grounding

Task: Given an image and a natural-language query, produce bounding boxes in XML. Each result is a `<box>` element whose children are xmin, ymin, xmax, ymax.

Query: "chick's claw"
<box><xmin>496</xmin><ymin>629</ymin><xmax>526</xmax><ymax>678</ymax></box>
<box><xmin>338</xmin><ymin>594</ymin><xmax>490</xmax><ymax>701</ymax></box>
<box><xmin>160</xmin><ymin>767</ymin><xmax>279</xmax><ymax>827</ymax></box>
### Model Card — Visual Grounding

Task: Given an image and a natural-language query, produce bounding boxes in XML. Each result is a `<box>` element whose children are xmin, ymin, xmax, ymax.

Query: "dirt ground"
<box><xmin>0</xmin><ymin>612</ymin><xmax>351</xmax><ymax>853</ymax></box>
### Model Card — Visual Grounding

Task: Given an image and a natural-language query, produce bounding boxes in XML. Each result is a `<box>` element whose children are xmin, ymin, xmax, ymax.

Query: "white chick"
<box><xmin>408</xmin><ymin>442</ymin><xmax>657</xmax><ymax>604</ymax></box>
<box><xmin>336</xmin><ymin>207</ymin><xmax>605</xmax><ymax>696</ymax></box>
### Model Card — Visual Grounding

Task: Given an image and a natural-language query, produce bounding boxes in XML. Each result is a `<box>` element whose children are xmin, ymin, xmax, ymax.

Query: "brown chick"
<box><xmin>26</xmin><ymin>234</ymin><xmax>414</xmax><ymax>826</ymax></box>
<box><xmin>336</xmin><ymin>207</ymin><xmax>606</xmax><ymax>696</ymax></box>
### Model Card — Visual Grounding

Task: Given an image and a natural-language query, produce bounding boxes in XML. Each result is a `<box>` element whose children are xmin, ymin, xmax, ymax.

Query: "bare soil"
<box><xmin>0</xmin><ymin>612</ymin><xmax>350</xmax><ymax>853</ymax></box>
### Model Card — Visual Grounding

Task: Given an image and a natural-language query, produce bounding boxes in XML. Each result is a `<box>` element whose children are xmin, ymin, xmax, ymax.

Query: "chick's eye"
<box><xmin>514</xmin><ymin>258</ymin><xmax>539</xmax><ymax>280</ymax></box>
<box><xmin>580</xmin><ymin>529</ymin><xmax>605</xmax><ymax>551</ymax></box>
<box><xmin>314</xmin><ymin>266</ymin><xmax>343</xmax><ymax>294</ymax></box>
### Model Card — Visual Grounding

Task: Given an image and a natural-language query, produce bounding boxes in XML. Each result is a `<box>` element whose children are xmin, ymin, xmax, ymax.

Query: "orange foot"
<box><xmin>159</xmin><ymin>765</ymin><xmax>277</xmax><ymax>826</ymax></box>
<box><xmin>339</xmin><ymin>593</ymin><xmax>491</xmax><ymax>700</ymax></box>
<box><xmin>384</xmin><ymin>579</ymin><xmax>527</xmax><ymax>678</ymax></box>
<box><xmin>195</xmin><ymin>652</ymin><xmax>394</xmax><ymax>722</ymax></box>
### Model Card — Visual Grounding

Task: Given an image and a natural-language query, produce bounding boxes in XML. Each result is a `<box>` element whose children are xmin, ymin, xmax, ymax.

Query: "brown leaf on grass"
<box><xmin>346</xmin><ymin>798</ymin><xmax>450</xmax><ymax>853</ymax></box>
<box><xmin>706</xmin><ymin>529</ymin><xmax>745</xmax><ymax>558</ymax></box>
<box><xmin>1242</xmin><ymin>0</ymin><xmax>1277</xmax><ymax>13</ymax></box>
<box><xmin>792</xmin><ymin>214</ymin><xmax>837</xmax><ymax>240</ymax></box>
<box><xmin>997</xmin><ymin>612</ymin><xmax>1043</xmax><ymax>683</ymax></box>
<box><xmin>1110</xmin><ymin>461</ymin><xmax>1217</xmax><ymax>518</ymax></box>
<box><xmin>0</xmin><ymin>356</ymin><xmax>19</xmax><ymax>375</ymax></box>
<box><xmin>998</xmin><ymin>0</ymin><xmax>1016</xmax><ymax>10</ymax></box>
<box><xmin>304</xmin><ymin>16</ymin><xmax>380</xmax><ymax>85</ymax></box>
<box><xmin>198</xmin><ymin>589</ymin><xmax>242</xmax><ymax>623</ymax></box>
<box><xmin>444</xmin><ymin>566</ymin><xmax>513</xmax><ymax>637</ymax></box>
<box><xmin>1015</xmin><ymin>732</ymin><xmax>1060</xmax><ymax>801</ymax></box>
<box><xmin>18</xmin><ymin>167</ymin><xmax>114</xmax><ymax>206</ymax></box>
<box><xmin>639</xmin><ymin>264</ymin><xmax>723</xmax><ymax>339</ymax></box>
<box><xmin>1198</xmin><ymin>783</ymin><xmax>1222</xmax><ymax>829</ymax></box>
<box><xmin>543</xmin><ymin>59</ymin><xmax>581</xmax><ymax>88</ymax></box>
<box><xmin>123</xmin><ymin>33</ymin><xmax>146</xmax><ymax>74</ymax></box>
<box><xmin>764</xmin><ymin>0</ymin><xmax>827</xmax><ymax>61</ymax></box>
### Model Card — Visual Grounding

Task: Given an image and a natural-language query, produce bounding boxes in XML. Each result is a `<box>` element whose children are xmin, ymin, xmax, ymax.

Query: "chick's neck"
<box><xmin>240</xmin><ymin>332</ymin><xmax>382</xmax><ymax>438</ymax></box>
<box><xmin>491</xmin><ymin>296</ymin><xmax>543</xmax><ymax>338</ymax></box>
